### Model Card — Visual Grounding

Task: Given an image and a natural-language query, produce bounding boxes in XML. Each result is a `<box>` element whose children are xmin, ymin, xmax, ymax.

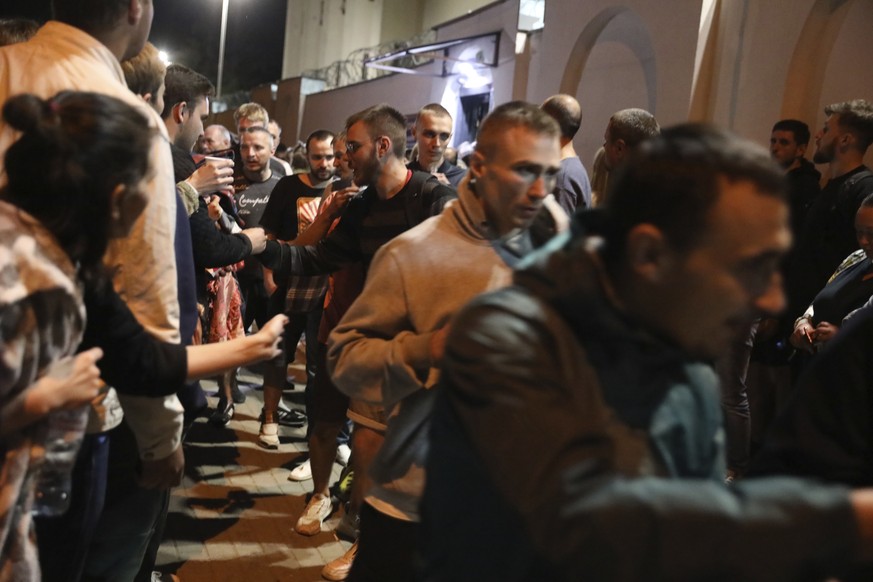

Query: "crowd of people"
<box><xmin>2</xmin><ymin>3</ymin><xmax>873</xmax><ymax>582</ymax></box>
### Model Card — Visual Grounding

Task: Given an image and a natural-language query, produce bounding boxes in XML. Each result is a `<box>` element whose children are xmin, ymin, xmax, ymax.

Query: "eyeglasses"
<box><xmin>346</xmin><ymin>136</ymin><xmax>385</xmax><ymax>154</ymax></box>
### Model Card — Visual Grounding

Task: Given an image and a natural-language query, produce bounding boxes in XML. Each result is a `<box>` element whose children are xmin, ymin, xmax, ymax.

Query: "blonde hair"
<box><xmin>121</xmin><ymin>42</ymin><xmax>166</xmax><ymax>104</ymax></box>
<box><xmin>234</xmin><ymin>102</ymin><xmax>269</xmax><ymax>127</ymax></box>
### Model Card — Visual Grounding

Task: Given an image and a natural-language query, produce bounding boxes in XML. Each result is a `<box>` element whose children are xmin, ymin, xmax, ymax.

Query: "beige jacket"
<box><xmin>0</xmin><ymin>22</ymin><xmax>183</xmax><ymax>460</ymax></box>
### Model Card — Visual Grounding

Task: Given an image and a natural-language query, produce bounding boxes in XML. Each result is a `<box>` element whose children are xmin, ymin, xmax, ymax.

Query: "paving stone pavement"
<box><xmin>155</xmin><ymin>366</ymin><xmax>352</xmax><ymax>582</ymax></box>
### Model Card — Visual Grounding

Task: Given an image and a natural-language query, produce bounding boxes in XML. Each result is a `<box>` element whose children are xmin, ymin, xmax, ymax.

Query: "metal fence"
<box><xmin>301</xmin><ymin>29</ymin><xmax>437</xmax><ymax>90</ymax></box>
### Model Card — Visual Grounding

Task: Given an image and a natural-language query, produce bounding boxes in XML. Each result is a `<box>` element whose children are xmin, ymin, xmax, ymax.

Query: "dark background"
<box><xmin>0</xmin><ymin>0</ymin><xmax>288</xmax><ymax>95</ymax></box>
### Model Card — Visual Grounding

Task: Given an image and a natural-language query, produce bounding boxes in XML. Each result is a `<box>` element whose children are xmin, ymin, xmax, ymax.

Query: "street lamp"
<box><xmin>216</xmin><ymin>0</ymin><xmax>230</xmax><ymax>101</ymax></box>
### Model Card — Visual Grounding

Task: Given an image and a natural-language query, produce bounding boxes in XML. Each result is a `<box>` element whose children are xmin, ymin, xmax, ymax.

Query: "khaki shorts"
<box><xmin>347</xmin><ymin>398</ymin><xmax>387</xmax><ymax>432</ymax></box>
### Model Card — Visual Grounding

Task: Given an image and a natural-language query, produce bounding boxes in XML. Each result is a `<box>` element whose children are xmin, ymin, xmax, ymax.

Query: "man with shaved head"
<box><xmin>541</xmin><ymin>94</ymin><xmax>592</xmax><ymax>212</ymax></box>
<box><xmin>329</xmin><ymin>100</ymin><xmax>563</xmax><ymax>581</ymax></box>
<box><xmin>408</xmin><ymin>103</ymin><xmax>466</xmax><ymax>188</ymax></box>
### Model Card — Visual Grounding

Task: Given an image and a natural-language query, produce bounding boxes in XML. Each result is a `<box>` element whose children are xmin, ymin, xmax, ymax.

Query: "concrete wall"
<box><xmin>381</xmin><ymin>0</ymin><xmax>423</xmax><ymax>44</ymax></box>
<box><xmin>511</xmin><ymin>0</ymin><xmax>873</xmax><ymax>168</ymax></box>
<box><xmin>275</xmin><ymin>0</ymin><xmax>873</xmax><ymax>170</ymax></box>
<box><xmin>281</xmin><ymin>0</ymin><xmax>498</xmax><ymax>78</ymax></box>
<box><xmin>282</xmin><ymin>0</ymin><xmax>384</xmax><ymax>79</ymax></box>
<box><xmin>299</xmin><ymin>73</ymin><xmax>445</xmax><ymax>138</ymax></box>
<box><xmin>820</xmin><ymin>0</ymin><xmax>873</xmax><ymax>167</ymax></box>
<box><xmin>691</xmin><ymin>0</ymin><xmax>873</xmax><ymax>167</ymax></box>
<box><xmin>423</xmin><ymin>0</ymin><xmax>499</xmax><ymax>30</ymax></box>
<box><xmin>529</xmin><ymin>0</ymin><xmax>702</xmax><ymax>167</ymax></box>
<box><xmin>294</xmin><ymin>0</ymin><xmax>520</xmax><ymax>142</ymax></box>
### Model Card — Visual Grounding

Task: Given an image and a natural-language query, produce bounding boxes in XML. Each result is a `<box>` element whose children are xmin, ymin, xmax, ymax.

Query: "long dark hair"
<box><xmin>2</xmin><ymin>91</ymin><xmax>153</xmax><ymax>282</ymax></box>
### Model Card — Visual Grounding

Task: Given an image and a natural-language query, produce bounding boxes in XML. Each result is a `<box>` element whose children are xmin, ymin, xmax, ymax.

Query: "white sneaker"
<box><xmin>294</xmin><ymin>493</ymin><xmax>332</xmax><ymax>535</ymax></box>
<box><xmin>258</xmin><ymin>422</ymin><xmax>280</xmax><ymax>449</ymax></box>
<box><xmin>335</xmin><ymin>444</ymin><xmax>351</xmax><ymax>467</ymax></box>
<box><xmin>288</xmin><ymin>459</ymin><xmax>312</xmax><ymax>481</ymax></box>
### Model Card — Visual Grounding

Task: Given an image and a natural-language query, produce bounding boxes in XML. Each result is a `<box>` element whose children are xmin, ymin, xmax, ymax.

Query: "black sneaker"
<box><xmin>258</xmin><ymin>406</ymin><xmax>306</xmax><ymax>427</ymax></box>
<box><xmin>335</xmin><ymin>510</ymin><xmax>360</xmax><ymax>541</ymax></box>
<box><xmin>209</xmin><ymin>400</ymin><xmax>234</xmax><ymax>426</ymax></box>
<box><xmin>230</xmin><ymin>383</ymin><xmax>246</xmax><ymax>404</ymax></box>
<box><xmin>229</xmin><ymin>374</ymin><xmax>246</xmax><ymax>404</ymax></box>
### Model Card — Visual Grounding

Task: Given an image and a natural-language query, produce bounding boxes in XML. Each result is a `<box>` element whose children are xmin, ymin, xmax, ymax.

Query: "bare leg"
<box><xmin>218</xmin><ymin>369</ymin><xmax>234</xmax><ymax>404</ymax></box>
<box><xmin>348</xmin><ymin>424</ymin><xmax>384</xmax><ymax>515</ymax></box>
<box><xmin>309</xmin><ymin>420</ymin><xmax>345</xmax><ymax>497</ymax></box>
<box><xmin>209</xmin><ymin>369</ymin><xmax>236</xmax><ymax>426</ymax></box>
<box><xmin>261</xmin><ymin>364</ymin><xmax>284</xmax><ymax>424</ymax></box>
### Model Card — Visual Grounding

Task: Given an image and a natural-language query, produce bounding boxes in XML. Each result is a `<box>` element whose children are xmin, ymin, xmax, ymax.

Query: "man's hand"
<box><xmin>432</xmin><ymin>172</ymin><xmax>450</xmax><ymax>185</ymax></box>
<box><xmin>185</xmin><ymin>157</ymin><xmax>234</xmax><ymax>195</ymax></box>
<box><xmin>813</xmin><ymin>321</ymin><xmax>839</xmax><ymax>345</ymax></box>
<box><xmin>242</xmin><ymin>227</ymin><xmax>267</xmax><ymax>254</ymax></box>
<box><xmin>790</xmin><ymin>320</ymin><xmax>815</xmax><ymax>352</ymax></box>
<box><xmin>250</xmin><ymin>314</ymin><xmax>289</xmax><ymax>361</ymax></box>
<box><xmin>263</xmin><ymin>267</ymin><xmax>278</xmax><ymax>296</ymax></box>
<box><xmin>429</xmin><ymin>325</ymin><xmax>451</xmax><ymax>366</ymax></box>
<box><xmin>138</xmin><ymin>445</ymin><xmax>185</xmax><ymax>489</ymax></box>
<box><xmin>323</xmin><ymin>186</ymin><xmax>358</xmax><ymax>219</ymax></box>
<box><xmin>207</xmin><ymin>195</ymin><xmax>223</xmax><ymax>222</ymax></box>
<box><xmin>850</xmin><ymin>489</ymin><xmax>873</xmax><ymax>560</ymax></box>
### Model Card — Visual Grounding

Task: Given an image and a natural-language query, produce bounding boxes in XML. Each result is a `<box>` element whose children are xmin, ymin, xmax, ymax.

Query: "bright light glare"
<box><xmin>158</xmin><ymin>50</ymin><xmax>171</xmax><ymax>66</ymax></box>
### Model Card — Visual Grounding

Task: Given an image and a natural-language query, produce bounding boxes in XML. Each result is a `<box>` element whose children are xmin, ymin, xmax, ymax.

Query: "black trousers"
<box><xmin>348</xmin><ymin>502</ymin><xmax>421</xmax><ymax>582</ymax></box>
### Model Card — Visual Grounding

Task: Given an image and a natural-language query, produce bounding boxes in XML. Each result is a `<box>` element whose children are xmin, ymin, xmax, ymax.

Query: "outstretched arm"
<box><xmin>185</xmin><ymin>314</ymin><xmax>286</xmax><ymax>380</ymax></box>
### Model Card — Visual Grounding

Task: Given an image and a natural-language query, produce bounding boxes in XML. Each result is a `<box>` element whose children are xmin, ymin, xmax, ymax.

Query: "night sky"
<box><xmin>0</xmin><ymin>0</ymin><xmax>288</xmax><ymax>96</ymax></box>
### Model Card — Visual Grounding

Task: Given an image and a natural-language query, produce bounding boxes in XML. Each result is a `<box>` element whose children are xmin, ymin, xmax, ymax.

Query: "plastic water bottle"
<box><xmin>31</xmin><ymin>358</ymin><xmax>89</xmax><ymax>517</ymax></box>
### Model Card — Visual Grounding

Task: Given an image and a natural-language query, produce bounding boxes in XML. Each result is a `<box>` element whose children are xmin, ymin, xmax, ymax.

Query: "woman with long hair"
<box><xmin>0</xmin><ymin>92</ymin><xmax>284</xmax><ymax>581</ymax></box>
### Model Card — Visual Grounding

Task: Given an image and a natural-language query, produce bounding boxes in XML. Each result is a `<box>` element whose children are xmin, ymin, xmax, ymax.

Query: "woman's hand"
<box><xmin>30</xmin><ymin>348</ymin><xmax>103</xmax><ymax>416</ymax></box>
<box><xmin>0</xmin><ymin>348</ymin><xmax>103</xmax><ymax>438</ymax></box>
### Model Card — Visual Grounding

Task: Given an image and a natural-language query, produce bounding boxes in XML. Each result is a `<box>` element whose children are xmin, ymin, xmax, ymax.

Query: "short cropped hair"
<box><xmin>600</xmin><ymin>124</ymin><xmax>786</xmax><ymax>265</ymax></box>
<box><xmin>771</xmin><ymin>119</ymin><xmax>810</xmax><ymax>146</ymax></box>
<box><xmin>239</xmin><ymin>125</ymin><xmax>274</xmax><ymax>150</ymax></box>
<box><xmin>541</xmin><ymin>94</ymin><xmax>582</xmax><ymax>140</ymax></box>
<box><xmin>306</xmin><ymin>129</ymin><xmax>335</xmax><ymax>151</ymax></box>
<box><xmin>346</xmin><ymin>104</ymin><xmax>407</xmax><ymax>158</ymax></box>
<box><xmin>417</xmin><ymin>103</ymin><xmax>451</xmax><ymax>123</ymax></box>
<box><xmin>0</xmin><ymin>18</ymin><xmax>40</xmax><ymax>46</ymax></box>
<box><xmin>268</xmin><ymin>119</ymin><xmax>282</xmax><ymax>140</ymax></box>
<box><xmin>825</xmin><ymin>99</ymin><xmax>873</xmax><ymax>151</ymax></box>
<box><xmin>161</xmin><ymin>64</ymin><xmax>214</xmax><ymax>119</ymax></box>
<box><xmin>121</xmin><ymin>42</ymin><xmax>165</xmax><ymax>103</ymax></box>
<box><xmin>475</xmin><ymin>100</ymin><xmax>560</xmax><ymax>160</ymax></box>
<box><xmin>51</xmin><ymin>0</ymin><xmax>128</xmax><ymax>35</ymax></box>
<box><xmin>609</xmin><ymin>108</ymin><xmax>660</xmax><ymax>149</ymax></box>
<box><xmin>235</xmin><ymin>102</ymin><xmax>269</xmax><ymax>127</ymax></box>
